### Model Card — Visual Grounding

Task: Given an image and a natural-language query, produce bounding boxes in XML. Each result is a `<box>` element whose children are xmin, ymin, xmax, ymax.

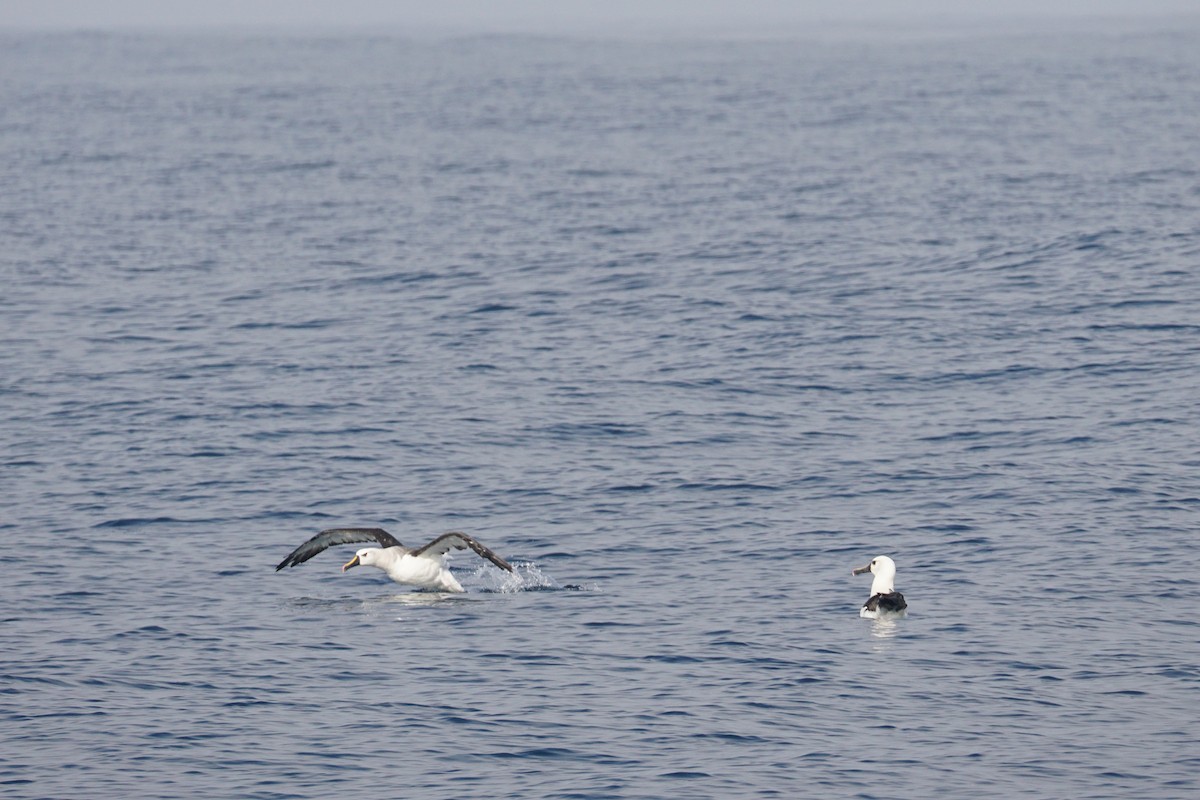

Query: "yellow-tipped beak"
<box><xmin>342</xmin><ymin>555</ymin><xmax>360</xmax><ymax>572</ymax></box>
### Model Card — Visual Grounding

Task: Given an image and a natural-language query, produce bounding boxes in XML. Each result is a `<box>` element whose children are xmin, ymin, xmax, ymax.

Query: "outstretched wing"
<box><xmin>275</xmin><ymin>528</ymin><xmax>404</xmax><ymax>571</ymax></box>
<box><xmin>410</xmin><ymin>532</ymin><xmax>515</xmax><ymax>572</ymax></box>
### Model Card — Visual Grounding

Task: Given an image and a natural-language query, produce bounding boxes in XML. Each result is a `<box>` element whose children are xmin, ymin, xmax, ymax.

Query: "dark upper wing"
<box><xmin>409</xmin><ymin>532</ymin><xmax>515</xmax><ymax>572</ymax></box>
<box><xmin>275</xmin><ymin>528</ymin><xmax>404</xmax><ymax>571</ymax></box>
<box><xmin>864</xmin><ymin>592</ymin><xmax>907</xmax><ymax>613</ymax></box>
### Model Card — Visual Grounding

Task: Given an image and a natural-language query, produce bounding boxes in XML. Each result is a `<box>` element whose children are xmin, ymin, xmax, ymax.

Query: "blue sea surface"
<box><xmin>2</xmin><ymin>22</ymin><xmax>1200</xmax><ymax>799</ymax></box>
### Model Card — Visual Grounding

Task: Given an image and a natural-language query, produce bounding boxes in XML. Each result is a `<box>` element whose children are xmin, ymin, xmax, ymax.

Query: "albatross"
<box><xmin>851</xmin><ymin>555</ymin><xmax>908</xmax><ymax>618</ymax></box>
<box><xmin>276</xmin><ymin>528</ymin><xmax>515</xmax><ymax>593</ymax></box>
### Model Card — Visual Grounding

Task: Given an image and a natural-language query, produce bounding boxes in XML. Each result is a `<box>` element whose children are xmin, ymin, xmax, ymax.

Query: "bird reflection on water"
<box><xmin>870</xmin><ymin>616</ymin><xmax>901</xmax><ymax>642</ymax></box>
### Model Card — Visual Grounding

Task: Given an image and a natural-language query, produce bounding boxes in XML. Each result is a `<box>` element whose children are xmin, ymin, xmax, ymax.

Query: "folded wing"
<box><xmin>864</xmin><ymin>592</ymin><xmax>907</xmax><ymax>613</ymax></box>
<box><xmin>409</xmin><ymin>532</ymin><xmax>515</xmax><ymax>572</ymax></box>
<box><xmin>275</xmin><ymin>527</ymin><xmax>404</xmax><ymax>571</ymax></box>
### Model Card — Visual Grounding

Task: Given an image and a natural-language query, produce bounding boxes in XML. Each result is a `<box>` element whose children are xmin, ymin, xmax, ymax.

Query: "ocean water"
<box><xmin>2</xmin><ymin>23</ymin><xmax>1200</xmax><ymax>799</ymax></box>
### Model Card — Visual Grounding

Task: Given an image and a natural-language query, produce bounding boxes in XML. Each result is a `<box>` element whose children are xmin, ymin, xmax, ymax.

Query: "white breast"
<box><xmin>388</xmin><ymin>554</ymin><xmax>462</xmax><ymax>592</ymax></box>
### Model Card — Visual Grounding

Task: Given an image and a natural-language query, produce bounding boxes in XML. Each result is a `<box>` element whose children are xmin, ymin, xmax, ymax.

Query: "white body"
<box><xmin>352</xmin><ymin>546</ymin><xmax>465</xmax><ymax>592</ymax></box>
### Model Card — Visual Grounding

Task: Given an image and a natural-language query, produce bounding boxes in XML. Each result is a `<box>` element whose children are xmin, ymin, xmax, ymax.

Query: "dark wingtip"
<box><xmin>473</xmin><ymin>539</ymin><xmax>515</xmax><ymax>573</ymax></box>
<box><xmin>488</xmin><ymin>551</ymin><xmax>516</xmax><ymax>572</ymax></box>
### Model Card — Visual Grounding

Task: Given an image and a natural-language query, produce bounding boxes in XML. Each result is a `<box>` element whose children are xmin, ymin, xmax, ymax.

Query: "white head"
<box><xmin>343</xmin><ymin>548</ymin><xmax>384</xmax><ymax>573</ymax></box>
<box><xmin>852</xmin><ymin>555</ymin><xmax>897</xmax><ymax>596</ymax></box>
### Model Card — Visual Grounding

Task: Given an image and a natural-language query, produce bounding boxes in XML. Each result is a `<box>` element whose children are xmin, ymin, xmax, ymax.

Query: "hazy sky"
<box><xmin>1</xmin><ymin>0</ymin><xmax>1196</xmax><ymax>33</ymax></box>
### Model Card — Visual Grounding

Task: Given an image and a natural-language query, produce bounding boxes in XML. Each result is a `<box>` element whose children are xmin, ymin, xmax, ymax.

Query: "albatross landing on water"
<box><xmin>276</xmin><ymin>528</ymin><xmax>515</xmax><ymax>593</ymax></box>
<box><xmin>851</xmin><ymin>555</ymin><xmax>908</xmax><ymax>618</ymax></box>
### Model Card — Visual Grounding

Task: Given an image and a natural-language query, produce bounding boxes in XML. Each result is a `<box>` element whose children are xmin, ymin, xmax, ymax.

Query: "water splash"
<box><xmin>468</xmin><ymin>561</ymin><xmax>577</xmax><ymax>593</ymax></box>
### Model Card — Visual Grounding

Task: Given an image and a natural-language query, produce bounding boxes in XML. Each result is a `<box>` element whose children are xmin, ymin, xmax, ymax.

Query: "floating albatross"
<box><xmin>851</xmin><ymin>555</ymin><xmax>908</xmax><ymax>618</ymax></box>
<box><xmin>276</xmin><ymin>528</ymin><xmax>515</xmax><ymax>592</ymax></box>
